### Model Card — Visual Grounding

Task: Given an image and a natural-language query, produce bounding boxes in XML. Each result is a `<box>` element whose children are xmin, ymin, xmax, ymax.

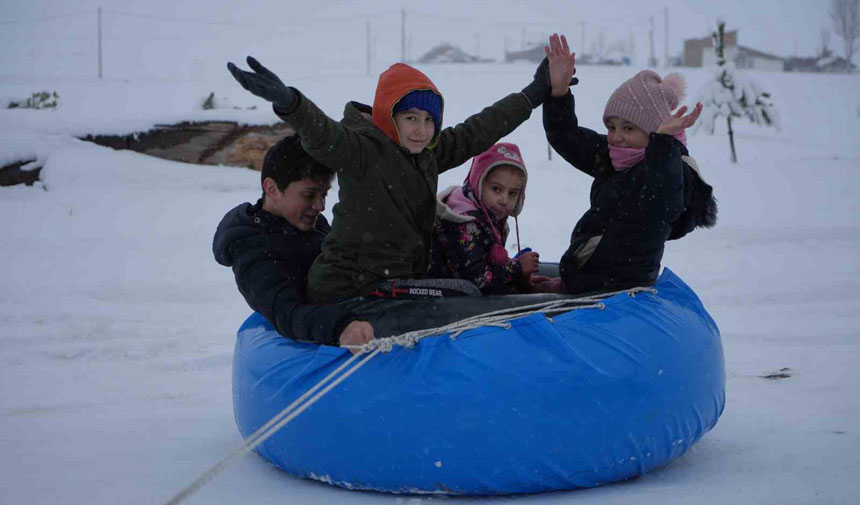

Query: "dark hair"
<box><xmin>261</xmin><ymin>135</ymin><xmax>334</xmax><ymax>192</ymax></box>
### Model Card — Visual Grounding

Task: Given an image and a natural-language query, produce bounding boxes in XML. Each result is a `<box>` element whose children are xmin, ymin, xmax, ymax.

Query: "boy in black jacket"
<box><xmin>213</xmin><ymin>135</ymin><xmax>374</xmax><ymax>349</ymax></box>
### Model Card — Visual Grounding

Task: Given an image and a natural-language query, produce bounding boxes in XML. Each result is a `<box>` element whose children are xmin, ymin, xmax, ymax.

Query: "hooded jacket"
<box><xmin>429</xmin><ymin>143</ymin><xmax>530</xmax><ymax>295</ymax></box>
<box><xmin>275</xmin><ymin>63</ymin><xmax>533</xmax><ymax>302</ymax></box>
<box><xmin>372</xmin><ymin>63</ymin><xmax>444</xmax><ymax>148</ymax></box>
<box><xmin>543</xmin><ymin>91</ymin><xmax>717</xmax><ymax>294</ymax></box>
<box><xmin>212</xmin><ymin>200</ymin><xmax>357</xmax><ymax>345</ymax></box>
<box><xmin>429</xmin><ymin>186</ymin><xmax>528</xmax><ymax>295</ymax></box>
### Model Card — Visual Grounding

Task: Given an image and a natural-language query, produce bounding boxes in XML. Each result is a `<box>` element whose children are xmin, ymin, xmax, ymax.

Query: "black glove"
<box><xmin>227</xmin><ymin>56</ymin><xmax>297</xmax><ymax>111</ymax></box>
<box><xmin>521</xmin><ymin>57</ymin><xmax>579</xmax><ymax>108</ymax></box>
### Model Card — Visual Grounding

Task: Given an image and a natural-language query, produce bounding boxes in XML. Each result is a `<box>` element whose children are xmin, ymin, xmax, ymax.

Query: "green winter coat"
<box><xmin>277</xmin><ymin>65</ymin><xmax>532</xmax><ymax>301</ymax></box>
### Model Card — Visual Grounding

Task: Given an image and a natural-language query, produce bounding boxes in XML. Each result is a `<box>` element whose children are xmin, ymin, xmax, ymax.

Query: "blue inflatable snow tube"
<box><xmin>232</xmin><ymin>268</ymin><xmax>725</xmax><ymax>495</ymax></box>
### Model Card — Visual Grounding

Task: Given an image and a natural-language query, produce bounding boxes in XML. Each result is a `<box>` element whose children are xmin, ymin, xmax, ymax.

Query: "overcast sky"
<box><xmin>0</xmin><ymin>0</ymin><xmax>838</xmax><ymax>77</ymax></box>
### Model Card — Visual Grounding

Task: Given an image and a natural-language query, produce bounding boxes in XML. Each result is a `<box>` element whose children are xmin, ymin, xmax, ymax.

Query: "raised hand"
<box><xmin>656</xmin><ymin>102</ymin><xmax>704</xmax><ymax>136</ymax></box>
<box><xmin>227</xmin><ymin>56</ymin><xmax>296</xmax><ymax>110</ymax></box>
<box><xmin>546</xmin><ymin>33</ymin><xmax>577</xmax><ymax>97</ymax></box>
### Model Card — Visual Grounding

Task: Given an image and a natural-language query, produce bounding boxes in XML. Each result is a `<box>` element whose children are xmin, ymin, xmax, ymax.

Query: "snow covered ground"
<box><xmin>2</xmin><ymin>62</ymin><xmax>859</xmax><ymax>505</ymax></box>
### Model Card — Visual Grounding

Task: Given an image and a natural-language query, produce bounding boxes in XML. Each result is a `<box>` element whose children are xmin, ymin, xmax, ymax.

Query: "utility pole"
<box><xmin>475</xmin><ymin>33</ymin><xmax>480</xmax><ymax>57</ymax></box>
<box><xmin>648</xmin><ymin>15</ymin><xmax>657</xmax><ymax>67</ymax></box>
<box><xmin>366</xmin><ymin>21</ymin><xmax>371</xmax><ymax>75</ymax></box>
<box><xmin>663</xmin><ymin>7</ymin><xmax>669</xmax><ymax>66</ymax></box>
<box><xmin>97</xmin><ymin>7</ymin><xmax>103</xmax><ymax>79</ymax></box>
<box><xmin>400</xmin><ymin>8</ymin><xmax>406</xmax><ymax>62</ymax></box>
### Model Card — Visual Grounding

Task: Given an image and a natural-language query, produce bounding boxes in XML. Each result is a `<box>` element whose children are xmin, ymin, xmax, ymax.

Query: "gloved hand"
<box><xmin>521</xmin><ymin>57</ymin><xmax>578</xmax><ymax>109</ymax></box>
<box><xmin>227</xmin><ymin>56</ymin><xmax>297</xmax><ymax>111</ymax></box>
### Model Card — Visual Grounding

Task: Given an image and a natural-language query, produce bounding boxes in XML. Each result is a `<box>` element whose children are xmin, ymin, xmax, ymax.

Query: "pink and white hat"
<box><xmin>466</xmin><ymin>142</ymin><xmax>528</xmax><ymax>217</ymax></box>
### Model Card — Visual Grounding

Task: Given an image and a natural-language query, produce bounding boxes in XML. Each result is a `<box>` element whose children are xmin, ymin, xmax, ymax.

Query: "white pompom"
<box><xmin>663</xmin><ymin>73</ymin><xmax>686</xmax><ymax>108</ymax></box>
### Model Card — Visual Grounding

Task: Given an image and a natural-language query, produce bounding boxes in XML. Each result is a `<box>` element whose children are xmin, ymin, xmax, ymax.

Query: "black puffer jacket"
<box><xmin>212</xmin><ymin>200</ymin><xmax>356</xmax><ymax>345</ymax></box>
<box><xmin>544</xmin><ymin>91</ymin><xmax>717</xmax><ymax>294</ymax></box>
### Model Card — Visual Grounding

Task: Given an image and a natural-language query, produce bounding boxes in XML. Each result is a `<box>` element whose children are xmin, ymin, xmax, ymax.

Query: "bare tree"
<box><xmin>831</xmin><ymin>0</ymin><xmax>860</xmax><ymax>67</ymax></box>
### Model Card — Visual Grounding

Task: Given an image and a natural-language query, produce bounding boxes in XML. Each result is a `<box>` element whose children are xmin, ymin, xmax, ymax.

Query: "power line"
<box><xmin>0</xmin><ymin>11</ymin><xmax>91</xmax><ymax>25</ymax></box>
<box><xmin>102</xmin><ymin>9</ymin><xmax>255</xmax><ymax>28</ymax></box>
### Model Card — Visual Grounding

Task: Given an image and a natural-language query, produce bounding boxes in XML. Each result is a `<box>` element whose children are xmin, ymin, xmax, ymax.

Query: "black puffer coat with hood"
<box><xmin>544</xmin><ymin>91</ymin><xmax>717</xmax><ymax>294</ymax></box>
<box><xmin>212</xmin><ymin>199</ymin><xmax>357</xmax><ymax>345</ymax></box>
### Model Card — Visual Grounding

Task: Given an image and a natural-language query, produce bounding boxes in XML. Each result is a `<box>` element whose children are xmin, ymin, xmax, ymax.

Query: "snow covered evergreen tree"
<box><xmin>692</xmin><ymin>22</ymin><xmax>780</xmax><ymax>163</ymax></box>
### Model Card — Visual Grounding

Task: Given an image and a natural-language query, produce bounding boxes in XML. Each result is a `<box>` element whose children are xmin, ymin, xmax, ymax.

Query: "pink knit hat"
<box><xmin>466</xmin><ymin>143</ymin><xmax>528</xmax><ymax>217</ymax></box>
<box><xmin>603</xmin><ymin>70</ymin><xmax>686</xmax><ymax>134</ymax></box>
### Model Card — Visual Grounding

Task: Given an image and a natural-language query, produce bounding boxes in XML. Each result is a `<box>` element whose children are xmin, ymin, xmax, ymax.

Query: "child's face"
<box><xmin>394</xmin><ymin>108</ymin><xmax>435</xmax><ymax>153</ymax></box>
<box><xmin>605</xmin><ymin>117</ymin><xmax>650</xmax><ymax>149</ymax></box>
<box><xmin>480</xmin><ymin>166</ymin><xmax>523</xmax><ymax>220</ymax></box>
<box><xmin>264</xmin><ymin>176</ymin><xmax>332</xmax><ymax>231</ymax></box>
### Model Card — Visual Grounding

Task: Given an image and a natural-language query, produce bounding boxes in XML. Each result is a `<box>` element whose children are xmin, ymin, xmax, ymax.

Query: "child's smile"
<box><xmin>394</xmin><ymin>108</ymin><xmax>435</xmax><ymax>153</ymax></box>
<box><xmin>605</xmin><ymin>117</ymin><xmax>650</xmax><ymax>148</ymax></box>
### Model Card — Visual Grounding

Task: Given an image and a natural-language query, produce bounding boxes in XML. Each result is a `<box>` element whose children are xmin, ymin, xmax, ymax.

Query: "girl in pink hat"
<box><xmin>540</xmin><ymin>34</ymin><xmax>717</xmax><ymax>295</ymax></box>
<box><xmin>428</xmin><ymin>143</ymin><xmax>543</xmax><ymax>295</ymax></box>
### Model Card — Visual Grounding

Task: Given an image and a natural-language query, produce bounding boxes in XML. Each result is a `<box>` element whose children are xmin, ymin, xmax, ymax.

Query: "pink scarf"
<box><xmin>609</xmin><ymin>131</ymin><xmax>687</xmax><ymax>171</ymax></box>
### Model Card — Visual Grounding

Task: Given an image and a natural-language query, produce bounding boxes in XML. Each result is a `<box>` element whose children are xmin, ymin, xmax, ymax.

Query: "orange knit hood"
<box><xmin>371</xmin><ymin>63</ymin><xmax>444</xmax><ymax>149</ymax></box>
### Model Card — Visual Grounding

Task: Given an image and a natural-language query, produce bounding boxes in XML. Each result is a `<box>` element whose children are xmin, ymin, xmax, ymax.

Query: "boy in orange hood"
<box><xmin>228</xmin><ymin>44</ymin><xmax>575</xmax><ymax>303</ymax></box>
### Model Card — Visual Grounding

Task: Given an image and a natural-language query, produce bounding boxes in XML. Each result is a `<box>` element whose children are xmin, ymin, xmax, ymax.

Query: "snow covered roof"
<box><xmin>417</xmin><ymin>43</ymin><xmax>494</xmax><ymax>64</ymax></box>
<box><xmin>737</xmin><ymin>45</ymin><xmax>784</xmax><ymax>62</ymax></box>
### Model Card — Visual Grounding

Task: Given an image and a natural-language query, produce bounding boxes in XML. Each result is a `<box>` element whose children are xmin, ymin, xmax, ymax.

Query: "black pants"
<box><xmin>333</xmin><ymin>291</ymin><xmax>573</xmax><ymax>340</ymax></box>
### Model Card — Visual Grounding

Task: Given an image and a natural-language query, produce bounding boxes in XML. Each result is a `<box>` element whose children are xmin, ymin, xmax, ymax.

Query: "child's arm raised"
<box><xmin>228</xmin><ymin>56</ymin><xmax>368</xmax><ymax>178</ymax></box>
<box><xmin>656</xmin><ymin>103</ymin><xmax>703</xmax><ymax>136</ymax></box>
<box><xmin>543</xmin><ymin>34</ymin><xmax>606</xmax><ymax>177</ymax></box>
<box><xmin>548</xmin><ymin>33</ymin><xmax>577</xmax><ymax>98</ymax></box>
<box><xmin>433</xmin><ymin>35</ymin><xmax>579</xmax><ymax>172</ymax></box>
<box><xmin>228</xmin><ymin>56</ymin><xmax>297</xmax><ymax>112</ymax></box>
<box><xmin>432</xmin><ymin>53</ymin><xmax>567</xmax><ymax>172</ymax></box>
<box><xmin>432</xmin><ymin>95</ymin><xmax>533</xmax><ymax>173</ymax></box>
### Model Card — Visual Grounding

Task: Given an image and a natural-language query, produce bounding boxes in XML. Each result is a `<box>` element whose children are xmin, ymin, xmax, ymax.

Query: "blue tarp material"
<box><xmin>232</xmin><ymin>268</ymin><xmax>725</xmax><ymax>495</ymax></box>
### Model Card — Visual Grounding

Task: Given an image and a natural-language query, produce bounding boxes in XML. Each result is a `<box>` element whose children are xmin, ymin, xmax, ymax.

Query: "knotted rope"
<box><xmin>161</xmin><ymin>285</ymin><xmax>655</xmax><ymax>505</ymax></box>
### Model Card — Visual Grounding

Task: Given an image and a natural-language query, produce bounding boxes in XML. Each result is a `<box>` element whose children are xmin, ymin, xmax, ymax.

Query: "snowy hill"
<box><xmin>2</xmin><ymin>61</ymin><xmax>860</xmax><ymax>505</ymax></box>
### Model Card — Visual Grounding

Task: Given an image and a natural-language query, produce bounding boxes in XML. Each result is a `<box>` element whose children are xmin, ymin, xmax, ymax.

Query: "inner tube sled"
<box><xmin>232</xmin><ymin>268</ymin><xmax>725</xmax><ymax>495</ymax></box>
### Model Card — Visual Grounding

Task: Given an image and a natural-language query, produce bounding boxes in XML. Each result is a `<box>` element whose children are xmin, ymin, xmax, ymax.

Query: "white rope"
<box><xmin>162</xmin><ymin>349</ymin><xmax>378</xmax><ymax>505</ymax></box>
<box><xmin>352</xmin><ymin>285</ymin><xmax>656</xmax><ymax>352</ymax></box>
<box><xmin>162</xmin><ymin>285</ymin><xmax>655</xmax><ymax>505</ymax></box>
